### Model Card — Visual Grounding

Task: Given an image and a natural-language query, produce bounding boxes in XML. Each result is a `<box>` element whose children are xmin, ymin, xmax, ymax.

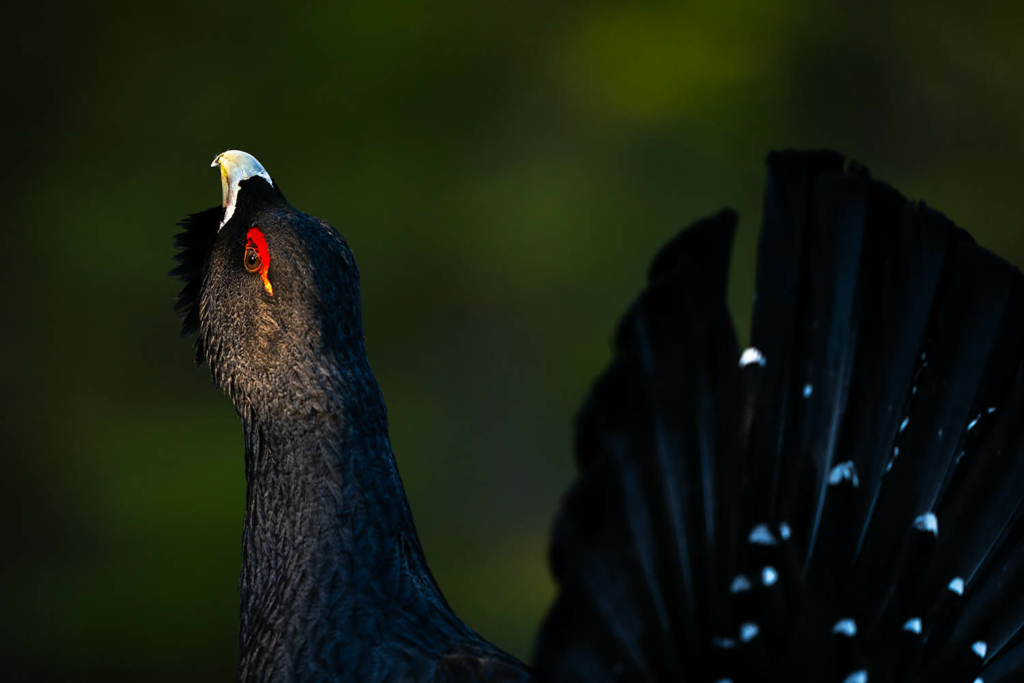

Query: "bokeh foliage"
<box><xmin>5</xmin><ymin>1</ymin><xmax>1024</xmax><ymax>680</ymax></box>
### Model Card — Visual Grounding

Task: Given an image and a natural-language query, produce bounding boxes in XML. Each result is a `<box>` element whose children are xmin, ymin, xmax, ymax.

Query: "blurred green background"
<box><xmin>5</xmin><ymin>1</ymin><xmax>1024</xmax><ymax>680</ymax></box>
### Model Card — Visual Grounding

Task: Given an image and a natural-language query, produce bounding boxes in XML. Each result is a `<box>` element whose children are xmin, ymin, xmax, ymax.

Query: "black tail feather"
<box><xmin>533</xmin><ymin>151</ymin><xmax>1024</xmax><ymax>682</ymax></box>
<box><xmin>536</xmin><ymin>210</ymin><xmax>739</xmax><ymax>681</ymax></box>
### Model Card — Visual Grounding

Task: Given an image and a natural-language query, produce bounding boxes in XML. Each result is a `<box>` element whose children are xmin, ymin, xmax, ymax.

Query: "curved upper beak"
<box><xmin>211</xmin><ymin>150</ymin><xmax>274</xmax><ymax>229</ymax></box>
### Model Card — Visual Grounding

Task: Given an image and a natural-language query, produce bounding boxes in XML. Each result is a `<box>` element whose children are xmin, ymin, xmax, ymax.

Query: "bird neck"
<box><xmin>235</xmin><ymin>362</ymin><xmax>461</xmax><ymax>672</ymax></box>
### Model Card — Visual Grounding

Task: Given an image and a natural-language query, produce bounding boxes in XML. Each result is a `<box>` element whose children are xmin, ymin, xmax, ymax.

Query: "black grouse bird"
<box><xmin>174</xmin><ymin>149</ymin><xmax>1024</xmax><ymax>682</ymax></box>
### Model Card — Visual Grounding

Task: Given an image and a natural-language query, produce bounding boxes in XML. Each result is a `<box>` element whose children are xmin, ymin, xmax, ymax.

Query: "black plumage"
<box><xmin>175</xmin><ymin>149</ymin><xmax>1024</xmax><ymax>682</ymax></box>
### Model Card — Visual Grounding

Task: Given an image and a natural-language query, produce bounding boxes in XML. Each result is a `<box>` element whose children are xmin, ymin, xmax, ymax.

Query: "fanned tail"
<box><xmin>533</xmin><ymin>151</ymin><xmax>1024</xmax><ymax>683</ymax></box>
<box><xmin>533</xmin><ymin>209</ymin><xmax>741</xmax><ymax>681</ymax></box>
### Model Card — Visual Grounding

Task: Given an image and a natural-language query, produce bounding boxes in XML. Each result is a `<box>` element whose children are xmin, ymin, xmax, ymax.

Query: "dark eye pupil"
<box><xmin>245</xmin><ymin>249</ymin><xmax>260</xmax><ymax>271</ymax></box>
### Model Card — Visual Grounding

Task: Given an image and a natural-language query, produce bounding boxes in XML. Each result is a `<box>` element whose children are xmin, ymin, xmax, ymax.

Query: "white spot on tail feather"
<box><xmin>730</xmin><ymin>574</ymin><xmax>752</xmax><ymax>594</ymax></box>
<box><xmin>739</xmin><ymin>347</ymin><xmax>766</xmax><ymax>367</ymax></box>
<box><xmin>833</xmin><ymin>618</ymin><xmax>857</xmax><ymax>636</ymax></box>
<box><xmin>902</xmin><ymin>617</ymin><xmax>922</xmax><ymax>634</ymax></box>
<box><xmin>829</xmin><ymin>461</ymin><xmax>859</xmax><ymax>487</ymax></box>
<box><xmin>913</xmin><ymin>512</ymin><xmax>939</xmax><ymax>536</ymax></box>
<box><xmin>748</xmin><ymin>523</ymin><xmax>777</xmax><ymax>545</ymax></box>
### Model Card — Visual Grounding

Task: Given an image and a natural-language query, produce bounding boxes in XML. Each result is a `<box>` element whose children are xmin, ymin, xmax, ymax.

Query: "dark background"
<box><xmin>5</xmin><ymin>1</ymin><xmax>1024</xmax><ymax>680</ymax></box>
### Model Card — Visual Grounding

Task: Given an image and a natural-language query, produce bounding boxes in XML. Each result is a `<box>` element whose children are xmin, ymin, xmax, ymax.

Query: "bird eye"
<box><xmin>244</xmin><ymin>247</ymin><xmax>262</xmax><ymax>272</ymax></box>
<box><xmin>244</xmin><ymin>227</ymin><xmax>273</xmax><ymax>296</ymax></box>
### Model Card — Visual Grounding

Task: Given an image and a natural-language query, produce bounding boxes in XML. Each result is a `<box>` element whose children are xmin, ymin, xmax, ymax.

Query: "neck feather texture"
<box><xmin>235</xmin><ymin>360</ymin><xmax>472</xmax><ymax>679</ymax></box>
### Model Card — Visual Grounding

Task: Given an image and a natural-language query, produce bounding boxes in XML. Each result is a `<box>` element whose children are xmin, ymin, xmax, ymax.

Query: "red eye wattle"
<box><xmin>244</xmin><ymin>227</ymin><xmax>273</xmax><ymax>296</ymax></box>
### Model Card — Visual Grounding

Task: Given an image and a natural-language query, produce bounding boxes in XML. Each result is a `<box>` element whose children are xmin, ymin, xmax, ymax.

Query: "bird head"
<box><xmin>172</xmin><ymin>150</ymin><xmax>363</xmax><ymax>410</ymax></box>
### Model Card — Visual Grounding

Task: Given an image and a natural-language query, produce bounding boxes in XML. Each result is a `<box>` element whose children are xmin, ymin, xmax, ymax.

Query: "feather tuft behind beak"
<box><xmin>211</xmin><ymin>150</ymin><xmax>274</xmax><ymax>229</ymax></box>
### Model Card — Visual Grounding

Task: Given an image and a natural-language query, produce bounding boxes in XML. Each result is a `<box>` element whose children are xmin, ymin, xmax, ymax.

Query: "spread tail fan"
<box><xmin>533</xmin><ymin>150</ymin><xmax>1024</xmax><ymax>682</ymax></box>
